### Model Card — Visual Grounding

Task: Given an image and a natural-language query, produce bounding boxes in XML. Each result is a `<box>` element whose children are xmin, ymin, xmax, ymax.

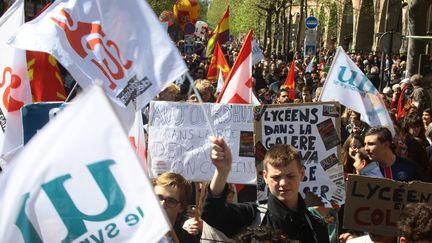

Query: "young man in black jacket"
<box><xmin>202</xmin><ymin>137</ymin><xmax>329</xmax><ymax>243</ymax></box>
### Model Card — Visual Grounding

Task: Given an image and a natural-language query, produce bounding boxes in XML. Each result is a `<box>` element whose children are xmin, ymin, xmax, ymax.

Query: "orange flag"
<box><xmin>206</xmin><ymin>42</ymin><xmax>229</xmax><ymax>81</ymax></box>
<box><xmin>27</xmin><ymin>51</ymin><xmax>67</xmax><ymax>102</ymax></box>
<box><xmin>284</xmin><ymin>61</ymin><xmax>296</xmax><ymax>100</ymax></box>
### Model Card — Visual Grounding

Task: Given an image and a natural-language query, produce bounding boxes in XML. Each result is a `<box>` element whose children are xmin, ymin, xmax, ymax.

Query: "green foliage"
<box><xmin>146</xmin><ymin>0</ymin><xmax>173</xmax><ymax>16</ymax></box>
<box><xmin>206</xmin><ymin>0</ymin><xmax>275</xmax><ymax>36</ymax></box>
<box><xmin>327</xmin><ymin>2</ymin><xmax>338</xmax><ymax>39</ymax></box>
<box><xmin>206</xmin><ymin>0</ymin><xmax>230</xmax><ymax>29</ymax></box>
<box><xmin>232</xmin><ymin>0</ymin><xmax>262</xmax><ymax>35</ymax></box>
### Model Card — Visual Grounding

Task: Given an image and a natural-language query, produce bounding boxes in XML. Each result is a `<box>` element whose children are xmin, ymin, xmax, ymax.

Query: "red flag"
<box><xmin>396</xmin><ymin>84</ymin><xmax>412</xmax><ymax>121</ymax></box>
<box><xmin>216</xmin><ymin>30</ymin><xmax>252</xmax><ymax>104</ymax></box>
<box><xmin>206</xmin><ymin>42</ymin><xmax>230</xmax><ymax>81</ymax></box>
<box><xmin>26</xmin><ymin>3</ymin><xmax>66</xmax><ymax>102</ymax></box>
<box><xmin>284</xmin><ymin>61</ymin><xmax>296</xmax><ymax>100</ymax></box>
<box><xmin>27</xmin><ymin>51</ymin><xmax>67</xmax><ymax>102</ymax></box>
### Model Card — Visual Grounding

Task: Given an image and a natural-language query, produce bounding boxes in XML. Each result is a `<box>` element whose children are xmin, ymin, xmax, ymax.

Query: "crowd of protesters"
<box><xmin>148</xmin><ymin>39</ymin><xmax>432</xmax><ymax>243</ymax></box>
<box><xmin>1</xmin><ymin>27</ymin><xmax>430</xmax><ymax>240</ymax></box>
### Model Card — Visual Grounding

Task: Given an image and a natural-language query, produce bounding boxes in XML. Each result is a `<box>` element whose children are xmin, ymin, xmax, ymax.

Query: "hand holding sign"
<box><xmin>209</xmin><ymin>136</ymin><xmax>232</xmax><ymax>173</ymax></box>
<box><xmin>209</xmin><ymin>136</ymin><xmax>233</xmax><ymax>196</ymax></box>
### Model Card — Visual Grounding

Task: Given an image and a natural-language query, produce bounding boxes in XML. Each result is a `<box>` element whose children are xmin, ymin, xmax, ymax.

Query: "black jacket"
<box><xmin>201</xmin><ymin>185</ymin><xmax>329</xmax><ymax>243</ymax></box>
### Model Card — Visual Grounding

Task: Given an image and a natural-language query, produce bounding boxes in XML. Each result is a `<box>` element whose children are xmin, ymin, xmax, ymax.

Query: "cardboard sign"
<box><xmin>344</xmin><ymin>174</ymin><xmax>432</xmax><ymax>236</ymax></box>
<box><xmin>254</xmin><ymin>102</ymin><xmax>343</xmax><ymax>206</ymax></box>
<box><xmin>148</xmin><ymin>101</ymin><xmax>256</xmax><ymax>184</ymax></box>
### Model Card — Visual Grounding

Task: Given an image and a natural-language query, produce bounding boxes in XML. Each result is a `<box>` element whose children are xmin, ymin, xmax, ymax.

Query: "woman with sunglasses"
<box><xmin>153</xmin><ymin>172</ymin><xmax>200</xmax><ymax>243</ymax></box>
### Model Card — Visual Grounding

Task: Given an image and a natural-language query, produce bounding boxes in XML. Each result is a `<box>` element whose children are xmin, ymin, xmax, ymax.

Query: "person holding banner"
<box><xmin>202</xmin><ymin>136</ymin><xmax>329</xmax><ymax>243</ymax></box>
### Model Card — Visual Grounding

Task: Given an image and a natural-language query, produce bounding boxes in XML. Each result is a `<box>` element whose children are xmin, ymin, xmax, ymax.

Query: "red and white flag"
<box><xmin>128</xmin><ymin>111</ymin><xmax>148</xmax><ymax>173</ymax></box>
<box><xmin>0</xmin><ymin>0</ymin><xmax>32</xmax><ymax>157</ymax></box>
<box><xmin>216</xmin><ymin>30</ymin><xmax>253</xmax><ymax>104</ymax></box>
<box><xmin>8</xmin><ymin>0</ymin><xmax>187</xmax><ymax>111</ymax></box>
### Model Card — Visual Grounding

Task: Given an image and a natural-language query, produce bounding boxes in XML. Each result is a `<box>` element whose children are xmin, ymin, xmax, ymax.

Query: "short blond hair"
<box><xmin>153</xmin><ymin>172</ymin><xmax>192</xmax><ymax>210</ymax></box>
<box><xmin>263</xmin><ymin>144</ymin><xmax>302</xmax><ymax>170</ymax></box>
<box><xmin>195</xmin><ymin>79</ymin><xmax>215</xmax><ymax>94</ymax></box>
<box><xmin>163</xmin><ymin>83</ymin><xmax>180</xmax><ymax>94</ymax></box>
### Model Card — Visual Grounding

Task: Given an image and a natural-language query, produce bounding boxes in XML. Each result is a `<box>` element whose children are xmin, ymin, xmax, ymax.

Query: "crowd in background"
<box><xmin>146</xmin><ymin>39</ymin><xmax>432</xmax><ymax>242</ymax></box>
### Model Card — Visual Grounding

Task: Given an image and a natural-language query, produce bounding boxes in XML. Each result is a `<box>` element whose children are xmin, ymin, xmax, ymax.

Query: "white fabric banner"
<box><xmin>305</xmin><ymin>56</ymin><xmax>315</xmax><ymax>73</ymax></box>
<box><xmin>0</xmin><ymin>86</ymin><xmax>170</xmax><ymax>242</ymax></box>
<box><xmin>128</xmin><ymin>111</ymin><xmax>148</xmax><ymax>173</ymax></box>
<box><xmin>251</xmin><ymin>39</ymin><xmax>264</xmax><ymax>65</ymax></box>
<box><xmin>0</xmin><ymin>0</ymin><xmax>32</xmax><ymax>157</ymax></box>
<box><xmin>8</xmin><ymin>0</ymin><xmax>188</xmax><ymax>111</ymax></box>
<box><xmin>319</xmin><ymin>47</ymin><xmax>395</xmax><ymax>135</ymax></box>
<box><xmin>148</xmin><ymin>101</ymin><xmax>256</xmax><ymax>184</ymax></box>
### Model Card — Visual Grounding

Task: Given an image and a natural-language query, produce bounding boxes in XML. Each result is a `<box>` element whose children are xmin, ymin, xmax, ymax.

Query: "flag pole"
<box><xmin>185</xmin><ymin>73</ymin><xmax>217</xmax><ymax>137</ymax></box>
<box><xmin>317</xmin><ymin>46</ymin><xmax>341</xmax><ymax>101</ymax></box>
<box><xmin>65</xmin><ymin>82</ymin><xmax>79</xmax><ymax>102</ymax></box>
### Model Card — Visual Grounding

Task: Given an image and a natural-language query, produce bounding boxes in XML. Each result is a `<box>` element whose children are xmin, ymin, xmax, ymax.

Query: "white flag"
<box><xmin>251</xmin><ymin>39</ymin><xmax>264</xmax><ymax>65</ymax></box>
<box><xmin>319</xmin><ymin>47</ymin><xmax>395</xmax><ymax>135</ymax></box>
<box><xmin>128</xmin><ymin>110</ymin><xmax>148</xmax><ymax>173</ymax></box>
<box><xmin>0</xmin><ymin>0</ymin><xmax>32</xmax><ymax>157</ymax></box>
<box><xmin>0</xmin><ymin>85</ymin><xmax>170</xmax><ymax>242</ymax></box>
<box><xmin>216</xmin><ymin>68</ymin><xmax>224</xmax><ymax>93</ymax></box>
<box><xmin>305</xmin><ymin>56</ymin><xmax>315</xmax><ymax>73</ymax></box>
<box><xmin>8</xmin><ymin>0</ymin><xmax>188</xmax><ymax>111</ymax></box>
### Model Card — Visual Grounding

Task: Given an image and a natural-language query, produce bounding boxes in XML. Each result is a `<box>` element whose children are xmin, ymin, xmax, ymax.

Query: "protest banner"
<box><xmin>0</xmin><ymin>0</ymin><xmax>32</xmax><ymax>157</ymax></box>
<box><xmin>254</xmin><ymin>102</ymin><xmax>344</xmax><ymax>206</ymax></box>
<box><xmin>0</xmin><ymin>86</ymin><xmax>170</xmax><ymax>242</ymax></box>
<box><xmin>21</xmin><ymin>103</ymin><xmax>147</xmax><ymax>171</ymax></box>
<box><xmin>9</xmin><ymin>0</ymin><xmax>187</xmax><ymax>111</ymax></box>
<box><xmin>148</xmin><ymin>101</ymin><xmax>256</xmax><ymax>184</ymax></box>
<box><xmin>194</xmin><ymin>20</ymin><xmax>208</xmax><ymax>40</ymax></box>
<box><xmin>320</xmin><ymin>46</ymin><xmax>394</xmax><ymax>136</ymax></box>
<box><xmin>344</xmin><ymin>174</ymin><xmax>432</xmax><ymax>236</ymax></box>
<box><xmin>252</xmin><ymin>39</ymin><xmax>264</xmax><ymax>65</ymax></box>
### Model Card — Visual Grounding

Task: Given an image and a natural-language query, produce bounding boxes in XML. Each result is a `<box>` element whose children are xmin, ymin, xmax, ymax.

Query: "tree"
<box><xmin>406</xmin><ymin>0</ymin><xmax>431</xmax><ymax>77</ymax></box>
<box><xmin>146</xmin><ymin>0</ymin><xmax>173</xmax><ymax>17</ymax></box>
<box><xmin>296</xmin><ymin>0</ymin><xmax>304</xmax><ymax>52</ymax></box>
<box><xmin>232</xmin><ymin>0</ymin><xmax>261</xmax><ymax>35</ymax></box>
<box><xmin>206</xmin><ymin>0</ymin><xmax>230</xmax><ymax>30</ymax></box>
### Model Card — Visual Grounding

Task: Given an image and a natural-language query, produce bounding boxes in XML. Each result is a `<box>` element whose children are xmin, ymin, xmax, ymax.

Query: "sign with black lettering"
<box><xmin>148</xmin><ymin>101</ymin><xmax>255</xmax><ymax>184</ymax></box>
<box><xmin>344</xmin><ymin>175</ymin><xmax>432</xmax><ymax>236</ymax></box>
<box><xmin>254</xmin><ymin>102</ymin><xmax>343</xmax><ymax>206</ymax></box>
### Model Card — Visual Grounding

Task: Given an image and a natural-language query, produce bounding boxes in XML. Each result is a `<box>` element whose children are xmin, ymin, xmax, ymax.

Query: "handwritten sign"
<box><xmin>344</xmin><ymin>175</ymin><xmax>432</xmax><ymax>236</ymax></box>
<box><xmin>148</xmin><ymin>101</ymin><xmax>256</xmax><ymax>184</ymax></box>
<box><xmin>254</xmin><ymin>102</ymin><xmax>343</xmax><ymax>206</ymax></box>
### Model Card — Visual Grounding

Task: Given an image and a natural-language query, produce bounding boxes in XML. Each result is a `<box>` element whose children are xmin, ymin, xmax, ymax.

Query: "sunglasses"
<box><xmin>157</xmin><ymin>195</ymin><xmax>180</xmax><ymax>208</ymax></box>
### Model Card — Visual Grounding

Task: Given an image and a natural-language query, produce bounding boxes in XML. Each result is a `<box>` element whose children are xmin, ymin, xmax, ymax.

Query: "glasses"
<box><xmin>157</xmin><ymin>194</ymin><xmax>180</xmax><ymax>208</ymax></box>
